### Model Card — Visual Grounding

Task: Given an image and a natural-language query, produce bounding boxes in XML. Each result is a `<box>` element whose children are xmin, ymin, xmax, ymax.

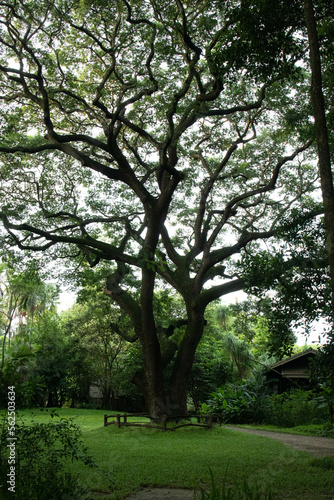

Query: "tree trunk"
<box><xmin>303</xmin><ymin>0</ymin><xmax>334</xmax><ymax>324</ymax></box>
<box><xmin>139</xmin><ymin>267</ymin><xmax>167</xmax><ymax>420</ymax></box>
<box><xmin>132</xmin><ymin>304</ymin><xmax>206</xmax><ymax>421</ymax></box>
<box><xmin>168</xmin><ymin>309</ymin><xmax>206</xmax><ymax>416</ymax></box>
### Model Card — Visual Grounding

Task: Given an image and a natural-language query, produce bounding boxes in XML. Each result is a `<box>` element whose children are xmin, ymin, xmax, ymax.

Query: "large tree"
<box><xmin>0</xmin><ymin>0</ymin><xmax>320</xmax><ymax>419</ymax></box>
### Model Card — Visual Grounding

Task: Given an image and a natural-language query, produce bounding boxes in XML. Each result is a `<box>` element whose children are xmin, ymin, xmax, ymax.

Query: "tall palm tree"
<box><xmin>215</xmin><ymin>305</ymin><xmax>232</xmax><ymax>331</ymax></box>
<box><xmin>223</xmin><ymin>334</ymin><xmax>253</xmax><ymax>380</ymax></box>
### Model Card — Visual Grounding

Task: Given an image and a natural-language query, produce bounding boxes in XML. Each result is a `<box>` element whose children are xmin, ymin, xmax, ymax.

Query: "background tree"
<box><xmin>0</xmin><ymin>263</ymin><xmax>57</xmax><ymax>370</ymax></box>
<box><xmin>303</xmin><ymin>0</ymin><xmax>334</xmax><ymax>319</ymax></box>
<box><xmin>61</xmin><ymin>298</ymin><xmax>136</xmax><ymax>409</ymax></box>
<box><xmin>0</xmin><ymin>0</ymin><xmax>321</xmax><ymax>419</ymax></box>
<box><xmin>239</xmin><ymin>211</ymin><xmax>330</xmax><ymax>351</ymax></box>
<box><xmin>220</xmin><ymin>0</ymin><xmax>334</xmax><ymax>345</ymax></box>
<box><xmin>302</xmin><ymin>0</ymin><xmax>334</xmax><ymax>430</ymax></box>
<box><xmin>0</xmin><ymin>264</ymin><xmax>20</xmax><ymax>371</ymax></box>
<box><xmin>32</xmin><ymin>311</ymin><xmax>73</xmax><ymax>407</ymax></box>
<box><xmin>0</xmin><ymin>265</ymin><xmax>61</xmax><ymax>407</ymax></box>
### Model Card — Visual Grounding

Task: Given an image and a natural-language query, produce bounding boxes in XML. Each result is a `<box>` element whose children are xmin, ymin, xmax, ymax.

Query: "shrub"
<box><xmin>312</xmin><ymin>424</ymin><xmax>334</xmax><ymax>438</ymax></box>
<box><xmin>0</xmin><ymin>411</ymin><xmax>105</xmax><ymax>499</ymax></box>
<box><xmin>201</xmin><ymin>384</ymin><xmax>257</xmax><ymax>424</ymax></box>
<box><xmin>264</xmin><ymin>389</ymin><xmax>326</xmax><ymax>427</ymax></box>
<box><xmin>239</xmin><ymin>374</ymin><xmax>271</xmax><ymax>423</ymax></box>
<box><xmin>201</xmin><ymin>373</ymin><xmax>272</xmax><ymax>424</ymax></box>
<box><xmin>201</xmin><ymin>381</ymin><xmax>328</xmax><ymax>427</ymax></box>
<box><xmin>0</xmin><ymin>366</ymin><xmax>45</xmax><ymax>409</ymax></box>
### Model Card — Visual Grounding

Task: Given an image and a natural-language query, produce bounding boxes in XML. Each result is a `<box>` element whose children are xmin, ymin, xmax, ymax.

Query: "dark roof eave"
<box><xmin>269</xmin><ymin>348</ymin><xmax>317</xmax><ymax>370</ymax></box>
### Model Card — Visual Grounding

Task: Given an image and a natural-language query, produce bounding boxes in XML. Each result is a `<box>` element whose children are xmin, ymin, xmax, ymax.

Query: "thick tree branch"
<box><xmin>0</xmin><ymin>212</ymin><xmax>139</xmax><ymax>266</ymax></box>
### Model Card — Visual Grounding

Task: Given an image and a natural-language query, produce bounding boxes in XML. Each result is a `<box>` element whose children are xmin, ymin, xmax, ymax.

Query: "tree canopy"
<box><xmin>0</xmin><ymin>0</ymin><xmax>328</xmax><ymax>419</ymax></box>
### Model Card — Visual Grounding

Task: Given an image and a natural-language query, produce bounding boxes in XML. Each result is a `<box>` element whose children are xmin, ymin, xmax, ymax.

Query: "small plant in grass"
<box><xmin>0</xmin><ymin>410</ymin><xmax>110</xmax><ymax>499</ymax></box>
<box><xmin>194</xmin><ymin>468</ymin><xmax>272</xmax><ymax>500</ymax></box>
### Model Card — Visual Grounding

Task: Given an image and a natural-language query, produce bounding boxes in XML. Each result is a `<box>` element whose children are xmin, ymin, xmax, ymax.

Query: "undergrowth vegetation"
<box><xmin>202</xmin><ymin>382</ymin><xmax>330</xmax><ymax>432</ymax></box>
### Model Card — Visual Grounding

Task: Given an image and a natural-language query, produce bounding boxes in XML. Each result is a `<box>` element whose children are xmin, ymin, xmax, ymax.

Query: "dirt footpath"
<box><xmin>226</xmin><ymin>426</ymin><xmax>334</xmax><ymax>457</ymax></box>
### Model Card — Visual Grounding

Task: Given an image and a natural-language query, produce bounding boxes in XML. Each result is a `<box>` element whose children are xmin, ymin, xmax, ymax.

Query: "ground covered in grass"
<box><xmin>6</xmin><ymin>409</ymin><xmax>334</xmax><ymax>499</ymax></box>
<box><xmin>233</xmin><ymin>423</ymin><xmax>334</xmax><ymax>438</ymax></box>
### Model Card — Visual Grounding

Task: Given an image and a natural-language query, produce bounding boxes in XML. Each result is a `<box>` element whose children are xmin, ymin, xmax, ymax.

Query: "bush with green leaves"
<box><xmin>201</xmin><ymin>384</ymin><xmax>257</xmax><ymax>424</ymax></box>
<box><xmin>264</xmin><ymin>389</ymin><xmax>327</xmax><ymax>427</ymax></box>
<box><xmin>202</xmin><ymin>380</ymin><xmax>329</xmax><ymax>427</ymax></box>
<box><xmin>201</xmin><ymin>373</ymin><xmax>271</xmax><ymax>424</ymax></box>
<box><xmin>0</xmin><ymin>411</ymin><xmax>106</xmax><ymax>499</ymax></box>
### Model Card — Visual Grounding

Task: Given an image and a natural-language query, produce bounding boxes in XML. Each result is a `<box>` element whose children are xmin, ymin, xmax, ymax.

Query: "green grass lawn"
<box><xmin>5</xmin><ymin>408</ymin><xmax>334</xmax><ymax>499</ymax></box>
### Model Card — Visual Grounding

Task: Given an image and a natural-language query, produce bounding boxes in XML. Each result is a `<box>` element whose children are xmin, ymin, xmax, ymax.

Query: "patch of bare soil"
<box><xmin>226</xmin><ymin>426</ymin><xmax>334</xmax><ymax>457</ymax></box>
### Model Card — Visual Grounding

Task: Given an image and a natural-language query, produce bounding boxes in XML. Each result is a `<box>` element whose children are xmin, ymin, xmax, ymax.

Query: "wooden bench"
<box><xmin>104</xmin><ymin>413</ymin><xmax>220</xmax><ymax>431</ymax></box>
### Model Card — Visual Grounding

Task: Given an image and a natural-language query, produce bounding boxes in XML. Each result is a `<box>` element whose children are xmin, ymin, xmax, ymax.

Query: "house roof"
<box><xmin>269</xmin><ymin>347</ymin><xmax>317</xmax><ymax>370</ymax></box>
<box><xmin>266</xmin><ymin>347</ymin><xmax>317</xmax><ymax>381</ymax></box>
